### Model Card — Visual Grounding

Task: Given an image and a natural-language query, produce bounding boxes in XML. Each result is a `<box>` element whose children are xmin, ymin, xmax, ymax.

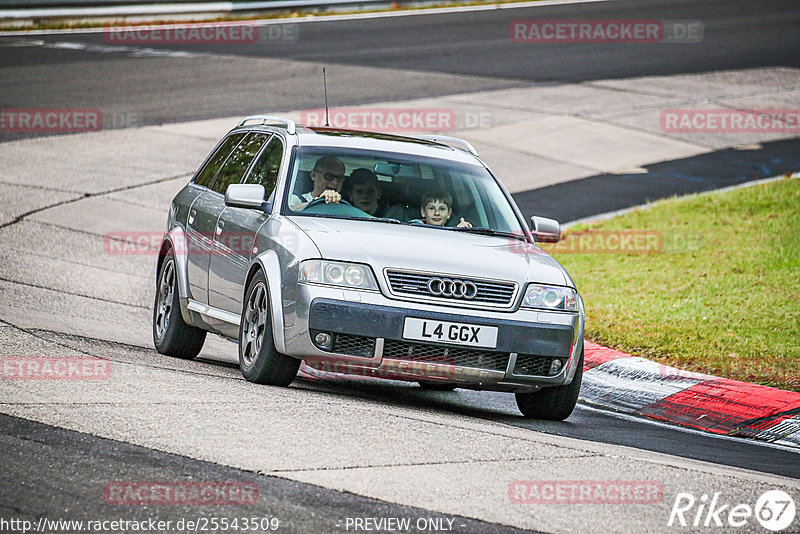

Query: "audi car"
<box><xmin>153</xmin><ymin>115</ymin><xmax>585</xmax><ymax>420</ymax></box>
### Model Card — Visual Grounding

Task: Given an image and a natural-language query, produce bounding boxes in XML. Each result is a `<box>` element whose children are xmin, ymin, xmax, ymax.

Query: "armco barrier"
<box><xmin>0</xmin><ymin>0</ymin><xmax>392</xmax><ymax>19</ymax></box>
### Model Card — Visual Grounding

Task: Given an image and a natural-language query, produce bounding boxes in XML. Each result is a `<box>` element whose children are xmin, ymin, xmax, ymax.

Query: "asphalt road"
<box><xmin>0</xmin><ymin>413</ymin><xmax>529</xmax><ymax>534</ymax></box>
<box><xmin>1</xmin><ymin>0</ymin><xmax>799</xmax><ymax>138</ymax></box>
<box><xmin>1</xmin><ymin>328</ymin><xmax>798</xmax><ymax>533</ymax></box>
<box><xmin>512</xmin><ymin>137</ymin><xmax>800</xmax><ymax>222</ymax></box>
<box><xmin>296</xmin><ymin>372</ymin><xmax>800</xmax><ymax>480</ymax></box>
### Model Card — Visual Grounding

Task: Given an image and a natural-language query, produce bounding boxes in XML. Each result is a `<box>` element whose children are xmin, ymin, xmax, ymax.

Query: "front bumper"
<box><xmin>282</xmin><ymin>284</ymin><xmax>584</xmax><ymax>392</ymax></box>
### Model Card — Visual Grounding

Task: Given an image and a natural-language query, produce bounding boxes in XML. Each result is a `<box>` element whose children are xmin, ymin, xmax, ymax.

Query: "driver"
<box><xmin>289</xmin><ymin>155</ymin><xmax>345</xmax><ymax>210</ymax></box>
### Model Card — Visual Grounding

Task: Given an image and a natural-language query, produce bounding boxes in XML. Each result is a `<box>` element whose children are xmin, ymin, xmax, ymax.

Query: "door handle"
<box><xmin>189</xmin><ymin>209</ymin><xmax>196</xmax><ymax>224</ymax></box>
<box><xmin>216</xmin><ymin>220</ymin><xmax>224</xmax><ymax>236</ymax></box>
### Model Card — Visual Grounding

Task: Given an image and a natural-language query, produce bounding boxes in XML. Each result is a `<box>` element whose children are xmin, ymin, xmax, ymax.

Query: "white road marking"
<box><xmin>0</xmin><ymin>38</ymin><xmax>44</xmax><ymax>46</ymax></box>
<box><xmin>0</xmin><ymin>37</ymin><xmax>206</xmax><ymax>57</ymax></box>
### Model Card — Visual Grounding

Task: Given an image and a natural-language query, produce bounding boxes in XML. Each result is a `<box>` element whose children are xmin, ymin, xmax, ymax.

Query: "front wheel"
<box><xmin>515</xmin><ymin>346</ymin><xmax>583</xmax><ymax>421</ymax></box>
<box><xmin>239</xmin><ymin>271</ymin><xmax>299</xmax><ymax>386</ymax></box>
<box><xmin>153</xmin><ymin>250</ymin><xmax>206</xmax><ymax>359</ymax></box>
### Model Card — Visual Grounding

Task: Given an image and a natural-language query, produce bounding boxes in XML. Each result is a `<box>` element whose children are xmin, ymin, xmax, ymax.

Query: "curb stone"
<box><xmin>582</xmin><ymin>341</ymin><xmax>800</xmax><ymax>448</ymax></box>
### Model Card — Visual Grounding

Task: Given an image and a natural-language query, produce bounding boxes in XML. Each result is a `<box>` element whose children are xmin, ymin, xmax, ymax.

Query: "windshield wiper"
<box><xmin>450</xmin><ymin>226</ymin><xmax>529</xmax><ymax>242</ymax></box>
<box><xmin>351</xmin><ymin>216</ymin><xmax>404</xmax><ymax>224</ymax></box>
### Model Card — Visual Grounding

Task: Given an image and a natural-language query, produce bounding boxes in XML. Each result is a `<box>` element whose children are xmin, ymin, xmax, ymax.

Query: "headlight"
<box><xmin>299</xmin><ymin>260</ymin><xmax>378</xmax><ymax>290</ymax></box>
<box><xmin>522</xmin><ymin>284</ymin><xmax>578</xmax><ymax>311</ymax></box>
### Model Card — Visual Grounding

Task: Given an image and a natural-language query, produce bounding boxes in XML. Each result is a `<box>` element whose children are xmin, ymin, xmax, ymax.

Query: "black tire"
<box><xmin>239</xmin><ymin>270</ymin><xmax>299</xmax><ymax>386</ymax></box>
<box><xmin>153</xmin><ymin>250</ymin><xmax>206</xmax><ymax>359</ymax></box>
<box><xmin>515</xmin><ymin>346</ymin><xmax>583</xmax><ymax>421</ymax></box>
<box><xmin>418</xmin><ymin>381</ymin><xmax>458</xmax><ymax>391</ymax></box>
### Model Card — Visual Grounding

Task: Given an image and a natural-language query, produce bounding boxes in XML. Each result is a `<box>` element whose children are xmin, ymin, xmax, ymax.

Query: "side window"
<box><xmin>193</xmin><ymin>133</ymin><xmax>246</xmax><ymax>188</ymax></box>
<box><xmin>244</xmin><ymin>137</ymin><xmax>283</xmax><ymax>195</ymax></box>
<box><xmin>209</xmin><ymin>132</ymin><xmax>269</xmax><ymax>195</ymax></box>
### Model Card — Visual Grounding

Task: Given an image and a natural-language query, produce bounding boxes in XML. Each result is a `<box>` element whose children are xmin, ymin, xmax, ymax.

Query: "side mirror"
<box><xmin>225</xmin><ymin>184</ymin><xmax>266</xmax><ymax>210</ymax></box>
<box><xmin>531</xmin><ymin>216</ymin><xmax>561</xmax><ymax>243</ymax></box>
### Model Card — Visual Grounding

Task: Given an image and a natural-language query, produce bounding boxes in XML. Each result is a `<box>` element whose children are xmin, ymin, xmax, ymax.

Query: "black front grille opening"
<box><xmin>382</xmin><ymin>339</ymin><xmax>509</xmax><ymax>372</ymax></box>
<box><xmin>332</xmin><ymin>334</ymin><xmax>376</xmax><ymax>358</ymax></box>
<box><xmin>311</xmin><ymin>331</ymin><xmax>376</xmax><ymax>358</ymax></box>
<box><xmin>513</xmin><ymin>355</ymin><xmax>566</xmax><ymax>377</ymax></box>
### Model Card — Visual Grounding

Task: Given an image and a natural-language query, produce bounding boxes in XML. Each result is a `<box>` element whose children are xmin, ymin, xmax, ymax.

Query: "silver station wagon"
<box><xmin>153</xmin><ymin>115</ymin><xmax>585</xmax><ymax>420</ymax></box>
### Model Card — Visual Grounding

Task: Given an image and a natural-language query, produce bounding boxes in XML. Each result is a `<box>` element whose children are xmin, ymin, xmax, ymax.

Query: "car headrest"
<box><xmin>293</xmin><ymin>170</ymin><xmax>313</xmax><ymax>195</ymax></box>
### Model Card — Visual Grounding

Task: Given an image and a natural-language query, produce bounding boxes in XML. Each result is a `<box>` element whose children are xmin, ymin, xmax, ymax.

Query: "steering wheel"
<box><xmin>301</xmin><ymin>196</ymin><xmax>374</xmax><ymax>218</ymax></box>
<box><xmin>304</xmin><ymin>196</ymin><xmax>355</xmax><ymax>209</ymax></box>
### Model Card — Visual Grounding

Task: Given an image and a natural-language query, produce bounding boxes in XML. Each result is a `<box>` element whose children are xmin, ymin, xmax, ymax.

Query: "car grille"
<box><xmin>385</xmin><ymin>270</ymin><xmax>516</xmax><ymax>306</ymax></box>
<box><xmin>513</xmin><ymin>354</ymin><xmax>564</xmax><ymax>376</ymax></box>
<box><xmin>332</xmin><ymin>334</ymin><xmax>375</xmax><ymax>358</ymax></box>
<box><xmin>382</xmin><ymin>339</ymin><xmax>509</xmax><ymax>372</ymax></box>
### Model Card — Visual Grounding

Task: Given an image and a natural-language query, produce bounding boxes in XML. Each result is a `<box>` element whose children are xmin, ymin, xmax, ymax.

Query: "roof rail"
<box><xmin>410</xmin><ymin>134</ymin><xmax>478</xmax><ymax>156</ymax></box>
<box><xmin>237</xmin><ymin>115</ymin><xmax>296</xmax><ymax>135</ymax></box>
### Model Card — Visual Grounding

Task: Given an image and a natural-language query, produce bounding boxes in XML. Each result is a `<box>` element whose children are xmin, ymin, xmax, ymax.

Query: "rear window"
<box><xmin>209</xmin><ymin>132</ymin><xmax>270</xmax><ymax>195</ymax></box>
<box><xmin>193</xmin><ymin>133</ymin><xmax>246</xmax><ymax>189</ymax></box>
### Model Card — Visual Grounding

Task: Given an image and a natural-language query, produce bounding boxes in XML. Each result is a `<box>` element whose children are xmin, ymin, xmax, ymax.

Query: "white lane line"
<box><xmin>0</xmin><ymin>38</ymin><xmax>44</xmax><ymax>46</ymax></box>
<box><xmin>1</xmin><ymin>37</ymin><xmax>206</xmax><ymax>57</ymax></box>
<box><xmin>49</xmin><ymin>40</ymin><xmax>206</xmax><ymax>57</ymax></box>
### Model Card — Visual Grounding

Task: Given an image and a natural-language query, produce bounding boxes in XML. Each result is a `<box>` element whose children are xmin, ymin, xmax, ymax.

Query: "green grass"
<box><xmin>542</xmin><ymin>175</ymin><xmax>800</xmax><ymax>391</ymax></box>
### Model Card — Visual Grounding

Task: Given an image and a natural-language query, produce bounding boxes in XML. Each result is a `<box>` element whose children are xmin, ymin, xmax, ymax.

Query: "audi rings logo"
<box><xmin>427</xmin><ymin>278</ymin><xmax>478</xmax><ymax>299</ymax></box>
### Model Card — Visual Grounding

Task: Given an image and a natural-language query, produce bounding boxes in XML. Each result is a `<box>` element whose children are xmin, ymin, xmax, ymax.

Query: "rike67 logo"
<box><xmin>668</xmin><ymin>489</ymin><xmax>796</xmax><ymax>531</ymax></box>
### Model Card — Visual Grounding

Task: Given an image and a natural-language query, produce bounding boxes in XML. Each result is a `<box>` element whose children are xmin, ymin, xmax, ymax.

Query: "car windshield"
<box><xmin>282</xmin><ymin>146</ymin><xmax>525</xmax><ymax>236</ymax></box>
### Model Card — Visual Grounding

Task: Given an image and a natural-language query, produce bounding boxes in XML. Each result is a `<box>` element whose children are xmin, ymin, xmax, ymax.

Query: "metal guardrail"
<box><xmin>1</xmin><ymin>0</ymin><xmax>389</xmax><ymax>19</ymax></box>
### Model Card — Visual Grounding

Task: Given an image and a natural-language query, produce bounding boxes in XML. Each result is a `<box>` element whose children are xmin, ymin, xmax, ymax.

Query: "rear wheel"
<box><xmin>153</xmin><ymin>250</ymin><xmax>206</xmax><ymax>359</ymax></box>
<box><xmin>515</xmin><ymin>347</ymin><xmax>583</xmax><ymax>421</ymax></box>
<box><xmin>239</xmin><ymin>271</ymin><xmax>299</xmax><ymax>386</ymax></box>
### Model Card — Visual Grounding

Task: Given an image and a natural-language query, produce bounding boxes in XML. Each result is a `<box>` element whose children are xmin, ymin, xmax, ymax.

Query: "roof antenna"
<box><xmin>323</xmin><ymin>67</ymin><xmax>330</xmax><ymax>127</ymax></box>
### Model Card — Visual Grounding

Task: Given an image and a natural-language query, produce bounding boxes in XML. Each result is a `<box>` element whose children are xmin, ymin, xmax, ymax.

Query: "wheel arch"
<box><xmin>156</xmin><ymin>228</ymin><xmax>195</xmax><ymax>325</ymax></box>
<box><xmin>247</xmin><ymin>250</ymin><xmax>288</xmax><ymax>353</ymax></box>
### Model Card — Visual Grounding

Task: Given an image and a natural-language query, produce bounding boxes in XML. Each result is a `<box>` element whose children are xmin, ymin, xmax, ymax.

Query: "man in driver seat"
<box><xmin>289</xmin><ymin>155</ymin><xmax>346</xmax><ymax>210</ymax></box>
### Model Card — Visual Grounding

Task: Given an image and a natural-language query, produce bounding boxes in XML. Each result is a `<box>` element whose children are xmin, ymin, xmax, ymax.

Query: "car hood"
<box><xmin>291</xmin><ymin>217</ymin><xmax>569</xmax><ymax>287</ymax></box>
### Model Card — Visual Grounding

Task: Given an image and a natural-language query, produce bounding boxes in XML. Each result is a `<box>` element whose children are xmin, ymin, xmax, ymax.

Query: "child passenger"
<box><xmin>420</xmin><ymin>189</ymin><xmax>471</xmax><ymax>228</ymax></box>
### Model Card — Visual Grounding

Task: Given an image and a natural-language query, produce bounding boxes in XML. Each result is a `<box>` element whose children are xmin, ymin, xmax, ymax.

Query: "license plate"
<box><xmin>402</xmin><ymin>318</ymin><xmax>498</xmax><ymax>349</ymax></box>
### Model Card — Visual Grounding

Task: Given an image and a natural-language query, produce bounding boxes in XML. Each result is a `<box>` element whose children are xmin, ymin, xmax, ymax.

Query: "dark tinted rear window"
<box><xmin>193</xmin><ymin>133</ymin><xmax>246</xmax><ymax>188</ymax></box>
<box><xmin>244</xmin><ymin>136</ymin><xmax>283</xmax><ymax>195</ymax></box>
<box><xmin>209</xmin><ymin>132</ymin><xmax>270</xmax><ymax>195</ymax></box>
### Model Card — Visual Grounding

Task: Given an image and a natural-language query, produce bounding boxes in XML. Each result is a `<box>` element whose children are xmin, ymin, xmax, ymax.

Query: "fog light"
<box><xmin>549</xmin><ymin>358</ymin><xmax>563</xmax><ymax>375</ymax></box>
<box><xmin>314</xmin><ymin>332</ymin><xmax>333</xmax><ymax>350</ymax></box>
